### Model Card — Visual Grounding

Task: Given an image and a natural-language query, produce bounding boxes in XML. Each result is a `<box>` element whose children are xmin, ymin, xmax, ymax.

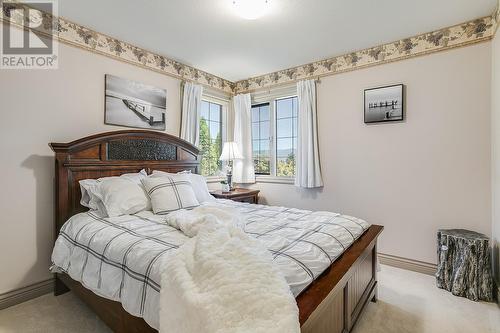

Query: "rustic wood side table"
<box><xmin>210</xmin><ymin>188</ymin><xmax>260</xmax><ymax>204</ymax></box>
<box><xmin>436</xmin><ymin>229</ymin><xmax>494</xmax><ymax>302</ymax></box>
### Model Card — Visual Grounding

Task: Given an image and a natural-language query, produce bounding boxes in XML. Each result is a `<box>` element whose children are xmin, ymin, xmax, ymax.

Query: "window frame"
<box><xmin>251</xmin><ymin>102</ymin><xmax>272</xmax><ymax>176</ymax></box>
<box><xmin>199</xmin><ymin>94</ymin><xmax>229</xmax><ymax>182</ymax></box>
<box><xmin>251</xmin><ymin>85</ymin><xmax>297</xmax><ymax>184</ymax></box>
<box><xmin>274</xmin><ymin>95</ymin><xmax>298</xmax><ymax>178</ymax></box>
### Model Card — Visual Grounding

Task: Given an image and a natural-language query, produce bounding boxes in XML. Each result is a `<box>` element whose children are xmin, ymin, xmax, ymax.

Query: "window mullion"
<box><xmin>221</xmin><ymin>103</ymin><xmax>228</xmax><ymax>173</ymax></box>
<box><xmin>270</xmin><ymin>98</ymin><xmax>277</xmax><ymax>177</ymax></box>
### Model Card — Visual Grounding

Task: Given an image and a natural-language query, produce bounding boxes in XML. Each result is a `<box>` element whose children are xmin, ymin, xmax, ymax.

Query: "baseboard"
<box><xmin>0</xmin><ymin>258</ymin><xmax>481</xmax><ymax>309</ymax></box>
<box><xmin>378</xmin><ymin>253</ymin><xmax>437</xmax><ymax>276</ymax></box>
<box><xmin>0</xmin><ymin>278</ymin><xmax>54</xmax><ymax>310</ymax></box>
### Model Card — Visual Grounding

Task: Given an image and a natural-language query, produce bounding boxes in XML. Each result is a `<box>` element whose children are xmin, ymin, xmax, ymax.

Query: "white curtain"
<box><xmin>295</xmin><ymin>79</ymin><xmax>323</xmax><ymax>188</ymax></box>
<box><xmin>232</xmin><ymin>94</ymin><xmax>255</xmax><ymax>184</ymax></box>
<box><xmin>180</xmin><ymin>82</ymin><xmax>203</xmax><ymax>146</ymax></box>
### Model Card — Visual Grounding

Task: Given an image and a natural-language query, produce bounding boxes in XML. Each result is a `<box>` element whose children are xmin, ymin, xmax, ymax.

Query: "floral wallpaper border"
<box><xmin>234</xmin><ymin>15</ymin><xmax>498</xmax><ymax>93</ymax></box>
<box><xmin>1</xmin><ymin>1</ymin><xmax>499</xmax><ymax>95</ymax></box>
<box><xmin>0</xmin><ymin>2</ymin><xmax>234</xmax><ymax>94</ymax></box>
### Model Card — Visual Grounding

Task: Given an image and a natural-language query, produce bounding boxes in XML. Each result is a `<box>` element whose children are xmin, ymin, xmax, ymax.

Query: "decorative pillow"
<box><xmin>150</xmin><ymin>170</ymin><xmax>175</xmax><ymax>177</ymax></box>
<box><xmin>142</xmin><ymin>175</ymin><xmax>199</xmax><ymax>215</ymax></box>
<box><xmin>151</xmin><ymin>170</ymin><xmax>214</xmax><ymax>203</ymax></box>
<box><xmin>95</xmin><ymin>178</ymin><xmax>151</xmax><ymax>217</ymax></box>
<box><xmin>79</xmin><ymin>169</ymin><xmax>148</xmax><ymax>214</ymax></box>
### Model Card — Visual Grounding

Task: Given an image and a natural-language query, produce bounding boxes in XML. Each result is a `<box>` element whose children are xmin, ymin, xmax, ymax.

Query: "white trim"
<box><xmin>0</xmin><ymin>278</ymin><xmax>54</xmax><ymax>310</ymax></box>
<box><xmin>251</xmin><ymin>84</ymin><xmax>297</xmax><ymax>104</ymax></box>
<box><xmin>205</xmin><ymin>176</ymin><xmax>226</xmax><ymax>183</ymax></box>
<box><xmin>270</xmin><ymin>100</ymin><xmax>277</xmax><ymax>175</ymax></box>
<box><xmin>255</xmin><ymin>175</ymin><xmax>295</xmax><ymax>184</ymax></box>
<box><xmin>203</xmin><ymin>94</ymin><xmax>231</xmax><ymax>106</ymax></box>
<box><xmin>203</xmin><ymin>86</ymin><xmax>232</xmax><ymax>102</ymax></box>
<box><xmin>378</xmin><ymin>253</ymin><xmax>437</xmax><ymax>276</ymax></box>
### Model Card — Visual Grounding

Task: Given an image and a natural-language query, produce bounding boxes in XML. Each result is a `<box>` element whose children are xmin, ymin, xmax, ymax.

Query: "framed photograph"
<box><xmin>364</xmin><ymin>84</ymin><xmax>404</xmax><ymax>123</ymax></box>
<box><xmin>105</xmin><ymin>74</ymin><xmax>166</xmax><ymax>130</ymax></box>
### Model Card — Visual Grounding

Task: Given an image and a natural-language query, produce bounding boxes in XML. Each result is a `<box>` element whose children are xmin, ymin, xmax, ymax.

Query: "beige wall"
<box><xmin>0</xmin><ymin>41</ymin><xmax>183</xmax><ymax>294</ymax></box>
<box><xmin>492</xmin><ymin>31</ymin><xmax>500</xmax><ymax>289</ymax></box>
<box><xmin>244</xmin><ymin>43</ymin><xmax>492</xmax><ymax>265</ymax></box>
<box><xmin>0</xmin><ymin>36</ymin><xmax>494</xmax><ymax>295</ymax></box>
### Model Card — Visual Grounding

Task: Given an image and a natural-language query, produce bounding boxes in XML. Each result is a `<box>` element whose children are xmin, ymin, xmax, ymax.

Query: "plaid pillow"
<box><xmin>142</xmin><ymin>175</ymin><xmax>199</xmax><ymax>215</ymax></box>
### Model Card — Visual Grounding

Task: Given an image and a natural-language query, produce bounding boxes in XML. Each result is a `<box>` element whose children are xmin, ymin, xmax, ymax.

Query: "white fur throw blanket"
<box><xmin>159</xmin><ymin>205</ymin><xmax>300</xmax><ymax>333</ymax></box>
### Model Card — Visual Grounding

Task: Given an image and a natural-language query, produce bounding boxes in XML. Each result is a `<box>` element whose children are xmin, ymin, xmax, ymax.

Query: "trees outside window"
<box><xmin>251</xmin><ymin>103</ymin><xmax>271</xmax><ymax>175</ymax></box>
<box><xmin>250</xmin><ymin>96</ymin><xmax>297</xmax><ymax>178</ymax></box>
<box><xmin>199</xmin><ymin>100</ymin><xmax>222</xmax><ymax>176</ymax></box>
<box><xmin>275</xmin><ymin>97</ymin><xmax>297</xmax><ymax>177</ymax></box>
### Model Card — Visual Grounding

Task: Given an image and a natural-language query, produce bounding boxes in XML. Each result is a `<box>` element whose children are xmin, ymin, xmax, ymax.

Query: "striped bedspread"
<box><xmin>51</xmin><ymin>199</ymin><xmax>370</xmax><ymax>329</ymax></box>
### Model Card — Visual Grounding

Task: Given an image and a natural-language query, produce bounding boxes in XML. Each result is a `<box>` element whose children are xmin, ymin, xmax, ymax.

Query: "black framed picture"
<box><xmin>364</xmin><ymin>84</ymin><xmax>404</xmax><ymax>123</ymax></box>
<box><xmin>105</xmin><ymin>74</ymin><xmax>166</xmax><ymax>130</ymax></box>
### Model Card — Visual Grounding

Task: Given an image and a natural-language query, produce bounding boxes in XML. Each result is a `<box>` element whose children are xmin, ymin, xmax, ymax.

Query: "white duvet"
<box><xmin>51</xmin><ymin>199</ymin><xmax>370</xmax><ymax>330</ymax></box>
<box><xmin>160</xmin><ymin>205</ymin><xmax>300</xmax><ymax>333</ymax></box>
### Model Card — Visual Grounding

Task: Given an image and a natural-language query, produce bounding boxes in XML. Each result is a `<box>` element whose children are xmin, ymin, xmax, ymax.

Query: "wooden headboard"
<box><xmin>49</xmin><ymin>130</ymin><xmax>200</xmax><ymax>236</ymax></box>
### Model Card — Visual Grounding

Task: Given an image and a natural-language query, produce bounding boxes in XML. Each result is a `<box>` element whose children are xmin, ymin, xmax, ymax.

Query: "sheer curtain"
<box><xmin>232</xmin><ymin>93</ymin><xmax>255</xmax><ymax>184</ymax></box>
<box><xmin>295</xmin><ymin>79</ymin><xmax>323</xmax><ymax>188</ymax></box>
<box><xmin>180</xmin><ymin>82</ymin><xmax>203</xmax><ymax>146</ymax></box>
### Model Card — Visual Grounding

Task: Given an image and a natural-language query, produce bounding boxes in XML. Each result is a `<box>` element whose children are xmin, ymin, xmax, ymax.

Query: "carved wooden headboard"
<box><xmin>49</xmin><ymin>130</ymin><xmax>200</xmax><ymax>236</ymax></box>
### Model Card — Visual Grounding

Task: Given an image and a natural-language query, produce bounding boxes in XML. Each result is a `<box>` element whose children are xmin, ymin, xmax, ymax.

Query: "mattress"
<box><xmin>51</xmin><ymin>199</ymin><xmax>370</xmax><ymax>329</ymax></box>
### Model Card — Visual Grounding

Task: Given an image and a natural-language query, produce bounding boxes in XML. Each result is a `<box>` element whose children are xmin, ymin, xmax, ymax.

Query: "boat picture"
<box><xmin>105</xmin><ymin>74</ymin><xmax>166</xmax><ymax>130</ymax></box>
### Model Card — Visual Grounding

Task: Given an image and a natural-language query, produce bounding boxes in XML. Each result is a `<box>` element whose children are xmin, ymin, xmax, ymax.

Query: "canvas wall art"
<box><xmin>364</xmin><ymin>84</ymin><xmax>404</xmax><ymax>123</ymax></box>
<box><xmin>105</xmin><ymin>74</ymin><xmax>166</xmax><ymax>130</ymax></box>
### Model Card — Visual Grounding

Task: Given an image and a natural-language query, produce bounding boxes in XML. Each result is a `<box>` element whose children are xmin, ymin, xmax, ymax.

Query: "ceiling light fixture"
<box><xmin>232</xmin><ymin>0</ymin><xmax>271</xmax><ymax>20</ymax></box>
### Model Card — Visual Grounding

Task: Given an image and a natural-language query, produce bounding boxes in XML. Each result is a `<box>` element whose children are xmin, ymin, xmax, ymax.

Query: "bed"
<box><xmin>50</xmin><ymin>130</ymin><xmax>383</xmax><ymax>333</ymax></box>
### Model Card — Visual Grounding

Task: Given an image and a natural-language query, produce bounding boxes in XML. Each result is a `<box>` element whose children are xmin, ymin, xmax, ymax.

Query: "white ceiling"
<box><xmin>58</xmin><ymin>0</ymin><xmax>497</xmax><ymax>81</ymax></box>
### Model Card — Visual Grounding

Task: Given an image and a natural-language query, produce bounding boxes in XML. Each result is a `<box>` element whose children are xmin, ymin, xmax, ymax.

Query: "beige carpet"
<box><xmin>352</xmin><ymin>265</ymin><xmax>500</xmax><ymax>333</ymax></box>
<box><xmin>0</xmin><ymin>265</ymin><xmax>498</xmax><ymax>333</ymax></box>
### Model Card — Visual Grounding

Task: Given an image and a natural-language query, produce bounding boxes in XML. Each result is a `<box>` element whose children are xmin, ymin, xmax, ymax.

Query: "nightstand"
<box><xmin>210</xmin><ymin>188</ymin><xmax>260</xmax><ymax>204</ymax></box>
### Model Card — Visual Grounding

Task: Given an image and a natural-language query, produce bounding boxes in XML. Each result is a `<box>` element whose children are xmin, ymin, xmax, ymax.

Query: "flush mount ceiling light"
<box><xmin>232</xmin><ymin>0</ymin><xmax>271</xmax><ymax>20</ymax></box>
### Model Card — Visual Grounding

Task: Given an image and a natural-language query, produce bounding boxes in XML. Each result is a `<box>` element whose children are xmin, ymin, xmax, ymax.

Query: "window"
<box><xmin>199</xmin><ymin>100</ymin><xmax>222</xmax><ymax>176</ymax></box>
<box><xmin>250</xmin><ymin>95</ymin><xmax>298</xmax><ymax>178</ymax></box>
<box><xmin>251</xmin><ymin>103</ymin><xmax>271</xmax><ymax>175</ymax></box>
<box><xmin>275</xmin><ymin>97</ymin><xmax>298</xmax><ymax>177</ymax></box>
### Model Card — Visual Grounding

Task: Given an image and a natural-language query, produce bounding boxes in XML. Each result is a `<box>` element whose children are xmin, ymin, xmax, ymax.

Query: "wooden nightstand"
<box><xmin>210</xmin><ymin>188</ymin><xmax>260</xmax><ymax>204</ymax></box>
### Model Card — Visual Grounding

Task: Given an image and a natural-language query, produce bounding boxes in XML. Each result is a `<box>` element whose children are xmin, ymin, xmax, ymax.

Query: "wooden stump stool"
<box><xmin>436</xmin><ymin>229</ymin><xmax>493</xmax><ymax>302</ymax></box>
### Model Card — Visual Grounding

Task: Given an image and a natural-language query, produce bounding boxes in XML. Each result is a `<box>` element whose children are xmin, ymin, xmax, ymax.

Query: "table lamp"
<box><xmin>219</xmin><ymin>142</ymin><xmax>243</xmax><ymax>191</ymax></box>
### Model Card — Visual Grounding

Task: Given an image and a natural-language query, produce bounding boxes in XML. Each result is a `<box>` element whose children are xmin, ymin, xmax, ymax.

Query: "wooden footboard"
<box><xmin>299</xmin><ymin>225</ymin><xmax>382</xmax><ymax>333</ymax></box>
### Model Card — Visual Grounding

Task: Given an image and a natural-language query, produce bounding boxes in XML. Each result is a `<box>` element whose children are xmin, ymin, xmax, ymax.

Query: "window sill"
<box><xmin>255</xmin><ymin>175</ymin><xmax>295</xmax><ymax>185</ymax></box>
<box><xmin>205</xmin><ymin>176</ymin><xmax>226</xmax><ymax>183</ymax></box>
<box><xmin>204</xmin><ymin>175</ymin><xmax>294</xmax><ymax>185</ymax></box>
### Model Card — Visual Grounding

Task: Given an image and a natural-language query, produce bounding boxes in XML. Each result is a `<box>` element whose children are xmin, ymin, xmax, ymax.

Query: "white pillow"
<box><xmin>186</xmin><ymin>173</ymin><xmax>215</xmax><ymax>203</ymax></box>
<box><xmin>79</xmin><ymin>169</ymin><xmax>148</xmax><ymax>212</ymax></box>
<box><xmin>142</xmin><ymin>175</ymin><xmax>199</xmax><ymax>215</ymax></box>
<box><xmin>151</xmin><ymin>170</ymin><xmax>214</xmax><ymax>203</ymax></box>
<box><xmin>94</xmin><ymin>178</ymin><xmax>151</xmax><ymax>217</ymax></box>
<box><xmin>80</xmin><ymin>179</ymin><xmax>101</xmax><ymax>210</ymax></box>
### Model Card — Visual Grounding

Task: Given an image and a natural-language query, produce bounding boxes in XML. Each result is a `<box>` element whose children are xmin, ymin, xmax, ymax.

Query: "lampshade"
<box><xmin>219</xmin><ymin>142</ymin><xmax>243</xmax><ymax>161</ymax></box>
